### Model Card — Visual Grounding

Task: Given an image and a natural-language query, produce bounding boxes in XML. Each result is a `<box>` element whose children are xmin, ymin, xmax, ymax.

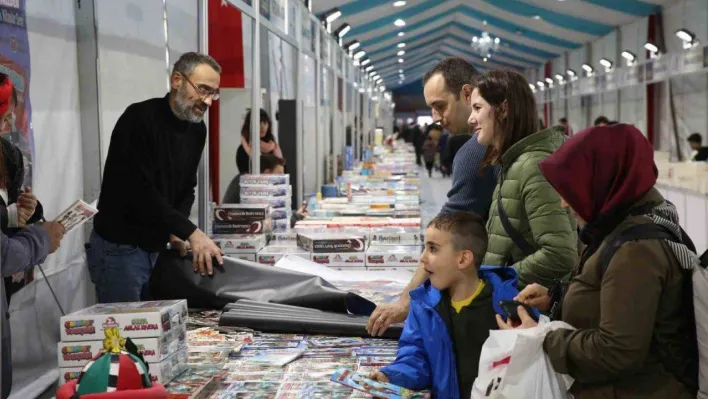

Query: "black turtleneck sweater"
<box><xmin>94</xmin><ymin>95</ymin><xmax>206</xmax><ymax>252</ymax></box>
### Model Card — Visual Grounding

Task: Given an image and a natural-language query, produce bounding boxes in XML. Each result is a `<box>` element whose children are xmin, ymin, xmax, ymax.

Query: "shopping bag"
<box><xmin>471</xmin><ymin>319</ymin><xmax>575</xmax><ymax>399</ymax></box>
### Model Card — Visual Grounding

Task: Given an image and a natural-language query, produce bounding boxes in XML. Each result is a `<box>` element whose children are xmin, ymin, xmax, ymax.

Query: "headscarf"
<box><xmin>539</xmin><ymin>124</ymin><xmax>657</xmax><ymax>224</ymax></box>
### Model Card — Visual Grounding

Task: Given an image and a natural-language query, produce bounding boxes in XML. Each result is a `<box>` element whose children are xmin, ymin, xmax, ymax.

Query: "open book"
<box><xmin>55</xmin><ymin>199</ymin><xmax>98</xmax><ymax>232</ymax></box>
<box><xmin>330</xmin><ymin>368</ymin><xmax>430</xmax><ymax>399</ymax></box>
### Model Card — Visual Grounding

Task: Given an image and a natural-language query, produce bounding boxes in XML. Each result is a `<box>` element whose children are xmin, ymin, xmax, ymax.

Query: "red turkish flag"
<box><xmin>209</xmin><ymin>0</ymin><xmax>245</xmax><ymax>88</ymax></box>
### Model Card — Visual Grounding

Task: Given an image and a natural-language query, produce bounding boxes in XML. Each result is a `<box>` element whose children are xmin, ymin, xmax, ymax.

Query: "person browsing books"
<box><xmin>0</xmin><ymin>74</ymin><xmax>46</xmax><ymax>302</ymax></box>
<box><xmin>88</xmin><ymin>52</ymin><xmax>223</xmax><ymax>304</ymax></box>
<box><xmin>2</xmin><ymin>221</ymin><xmax>64</xmax><ymax>399</ymax></box>
<box><xmin>369</xmin><ymin>212</ymin><xmax>535</xmax><ymax>399</ymax></box>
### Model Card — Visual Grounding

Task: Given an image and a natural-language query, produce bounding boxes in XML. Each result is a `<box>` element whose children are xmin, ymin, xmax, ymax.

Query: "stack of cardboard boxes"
<box><xmin>57</xmin><ymin>300</ymin><xmax>188</xmax><ymax>386</ymax></box>
<box><xmin>212</xmin><ymin>174</ymin><xmax>293</xmax><ymax>262</ymax></box>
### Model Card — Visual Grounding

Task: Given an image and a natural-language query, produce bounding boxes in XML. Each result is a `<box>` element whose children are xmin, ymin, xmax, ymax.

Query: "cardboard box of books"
<box><xmin>240</xmin><ymin>174</ymin><xmax>289</xmax><ymax>185</ymax></box>
<box><xmin>297</xmin><ymin>232</ymin><xmax>366</xmax><ymax>253</ymax></box>
<box><xmin>60</xmin><ymin>300</ymin><xmax>188</xmax><ymax>342</ymax></box>
<box><xmin>240</xmin><ymin>184</ymin><xmax>291</xmax><ymax>197</ymax></box>
<box><xmin>213</xmin><ymin>204</ymin><xmax>271</xmax><ymax>222</ymax></box>
<box><xmin>59</xmin><ymin>347</ymin><xmax>188</xmax><ymax>386</ymax></box>
<box><xmin>370</xmin><ymin>227</ymin><xmax>422</xmax><ymax>246</ymax></box>
<box><xmin>270</xmin><ymin>232</ymin><xmax>298</xmax><ymax>247</ymax></box>
<box><xmin>229</xmin><ymin>253</ymin><xmax>256</xmax><ymax>262</ymax></box>
<box><xmin>366</xmin><ymin>246</ymin><xmax>422</xmax><ymax>267</ymax></box>
<box><xmin>212</xmin><ymin>218</ymin><xmax>272</xmax><ymax>235</ymax></box>
<box><xmin>256</xmin><ymin>246</ymin><xmax>311</xmax><ymax>265</ymax></box>
<box><xmin>240</xmin><ymin>196</ymin><xmax>292</xmax><ymax>209</ymax></box>
<box><xmin>57</xmin><ymin>325</ymin><xmax>187</xmax><ymax>367</ymax></box>
<box><xmin>310</xmin><ymin>252</ymin><xmax>366</xmax><ymax>267</ymax></box>
<box><xmin>213</xmin><ymin>234</ymin><xmax>267</xmax><ymax>254</ymax></box>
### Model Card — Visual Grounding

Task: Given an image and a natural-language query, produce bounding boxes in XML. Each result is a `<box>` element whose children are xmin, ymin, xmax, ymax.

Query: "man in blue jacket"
<box><xmin>369</xmin><ymin>212</ymin><xmax>534</xmax><ymax>399</ymax></box>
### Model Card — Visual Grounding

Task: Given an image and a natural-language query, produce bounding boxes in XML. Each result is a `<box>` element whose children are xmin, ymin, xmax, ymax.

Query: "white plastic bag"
<box><xmin>471</xmin><ymin>319</ymin><xmax>576</xmax><ymax>399</ymax></box>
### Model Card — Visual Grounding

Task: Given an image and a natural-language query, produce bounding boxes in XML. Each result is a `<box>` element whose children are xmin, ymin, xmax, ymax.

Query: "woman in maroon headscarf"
<box><xmin>497</xmin><ymin>124</ymin><xmax>698</xmax><ymax>399</ymax></box>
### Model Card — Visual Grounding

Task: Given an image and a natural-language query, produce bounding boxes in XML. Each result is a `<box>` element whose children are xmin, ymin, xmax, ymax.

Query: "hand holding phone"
<box><xmin>499</xmin><ymin>300</ymin><xmax>539</xmax><ymax>324</ymax></box>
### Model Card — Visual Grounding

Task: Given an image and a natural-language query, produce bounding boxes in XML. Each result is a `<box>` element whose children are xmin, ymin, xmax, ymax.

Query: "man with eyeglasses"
<box><xmin>88</xmin><ymin>52</ymin><xmax>223</xmax><ymax>303</ymax></box>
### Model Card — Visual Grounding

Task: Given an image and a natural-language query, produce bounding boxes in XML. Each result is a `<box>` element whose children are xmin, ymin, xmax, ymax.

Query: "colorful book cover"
<box><xmin>329</xmin><ymin>367</ymin><xmax>430</xmax><ymax>399</ymax></box>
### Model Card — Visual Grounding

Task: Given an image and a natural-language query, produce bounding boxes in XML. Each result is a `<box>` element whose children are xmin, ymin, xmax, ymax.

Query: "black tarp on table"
<box><xmin>149</xmin><ymin>250</ymin><xmax>377</xmax><ymax>316</ymax></box>
<box><xmin>219</xmin><ymin>299</ymin><xmax>403</xmax><ymax>338</ymax></box>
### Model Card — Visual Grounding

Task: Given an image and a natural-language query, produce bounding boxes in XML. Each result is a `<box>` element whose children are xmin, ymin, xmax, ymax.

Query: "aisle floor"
<box><xmin>418</xmin><ymin>166</ymin><xmax>452</xmax><ymax>225</ymax></box>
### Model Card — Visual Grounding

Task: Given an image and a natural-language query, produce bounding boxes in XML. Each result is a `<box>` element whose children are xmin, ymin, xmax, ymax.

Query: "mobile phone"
<box><xmin>499</xmin><ymin>300</ymin><xmax>539</xmax><ymax>324</ymax></box>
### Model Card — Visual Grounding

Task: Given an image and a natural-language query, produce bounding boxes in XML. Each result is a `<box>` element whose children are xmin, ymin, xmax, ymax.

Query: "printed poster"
<box><xmin>0</xmin><ymin>0</ymin><xmax>33</xmax><ymax>187</ymax></box>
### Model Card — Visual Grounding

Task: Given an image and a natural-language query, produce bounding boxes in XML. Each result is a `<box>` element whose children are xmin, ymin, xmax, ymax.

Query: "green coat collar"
<box><xmin>500</xmin><ymin>125</ymin><xmax>566</xmax><ymax>169</ymax></box>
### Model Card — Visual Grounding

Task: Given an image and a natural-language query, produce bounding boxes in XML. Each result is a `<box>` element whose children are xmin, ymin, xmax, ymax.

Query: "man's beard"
<box><xmin>173</xmin><ymin>85</ymin><xmax>206</xmax><ymax>123</ymax></box>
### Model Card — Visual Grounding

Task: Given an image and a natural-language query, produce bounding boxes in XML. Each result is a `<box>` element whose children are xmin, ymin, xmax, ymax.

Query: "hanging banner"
<box><xmin>0</xmin><ymin>0</ymin><xmax>33</xmax><ymax>187</ymax></box>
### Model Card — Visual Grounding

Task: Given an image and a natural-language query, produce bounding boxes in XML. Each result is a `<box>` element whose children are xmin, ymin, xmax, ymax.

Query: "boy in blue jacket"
<box><xmin>369</xmin><ymin>211</ymin><xmax>531</xmax><ymax>399</ymax></box>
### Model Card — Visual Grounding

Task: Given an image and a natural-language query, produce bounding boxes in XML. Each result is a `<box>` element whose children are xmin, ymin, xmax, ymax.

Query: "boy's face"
<box><xmin>420</xmin><ymin>226</ymin><xmax>474</xmax><ymax>290</ymax></box>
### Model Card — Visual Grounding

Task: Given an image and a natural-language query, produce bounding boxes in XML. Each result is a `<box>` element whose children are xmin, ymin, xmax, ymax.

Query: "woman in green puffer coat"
<box><xmin>467</xmin><ymin>69</ymin><xmax>577</xmax><ymax>289</ymax></box>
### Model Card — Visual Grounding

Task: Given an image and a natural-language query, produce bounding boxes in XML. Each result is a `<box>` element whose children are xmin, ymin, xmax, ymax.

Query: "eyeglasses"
<box><xmin>180</xmin><ymin>73</ymin><xmax>220</xmax><ymax>101</ymax></box>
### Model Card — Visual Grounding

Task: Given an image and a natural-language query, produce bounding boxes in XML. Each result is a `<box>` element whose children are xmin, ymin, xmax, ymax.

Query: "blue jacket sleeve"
<box><xmin>1</xmin><ymin>225</ymin><xmax>51</xmax><ymax>277</ymax></box>
<box><xmin>442</xmin><ymin>137</ymin><xmax>497</xmax><ymax>217</ymax></box>
<box><xmin>379</xmin><ymin>308</ymin><xmax>432</xmax><ymax>391</ymax></box>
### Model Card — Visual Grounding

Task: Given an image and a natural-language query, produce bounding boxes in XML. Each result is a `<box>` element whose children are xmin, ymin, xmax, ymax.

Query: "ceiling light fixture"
<box><xmin>397</xmin><ymin>43</ymin><xmax>406</xmax><ymax>48</ymax></box>
<box><xmin>621</xmin><ymin>50</ymin><xmax>636</xmax><ymax>65</ymax></box>
<box><xmin>537</xmin><ymin>81</ymin><xmax>545</xmax><ymax>87</ymax></box>
<box><xmin>676</xmin><ymin>29</ymin><xmax>698</xmax><ymax>50</ymax></box>
<box><xmin>322</xmin><ymin>8</ymin><xmax>342</xmax><ymax>24</ymax></box>
<box><xmin>545</xmin><ymin>78</ymin><xmax>554</xmax><ymax>85</ymax></box>
<box><xmin>582</xmin><ymin>63</ymin><xmax>594</xmax><ymax>74</ymax></box>
<box><xmin>334</xmin><ymin>23</ymin><xmax>351</xmax><ymax>38</ymax></box>
<box><xmin>354</xmin><ymin>50</ymin><xmax>366</xmax><ymax>60</ymax></box>
<box><xmin>566</xmin><ymin>69</ymin><xmax>576</xmax><ymax>77</ymax></box>
<box><xmin>393</xmin><ymin>1</ymin><xmax>406</xmax><ymax>7</ymax></box>
<box><xmin>398</xmin><ymin>32</ymin><xmax>405</xmax><ymax>37</ymax></box>
<box><xmin>471</xmin><ymin>31</ymin><xmax>500</xmax><ymax>58</ymax></box>
<box><xmin>599</xmin><ymin>58</ymin><xmax>613</xmax><ymax>69</ymax></box>
<box><xmin>675</xmin><ymin>29</ymin><xmax>695</xmax><ymax>43</ymax></box>
<box><xmin>345</xmin><ymin>40</ymin><xmax>360</xmax><ymax>51</ymax></box>
<box><xmin>555</xmin><ymin>74</ymin><xmax>564</xmax><ymax>81</ymax></box>
<box><xmin>360</xmin><ymin>58</ymin><xmax>371</xmax><ymax>66</ymax></box>
<box><xmin>365</xmin><ymin>65</ymin><xmax>374</xmax><ymax>72</ymax></box>
<box><xmin>394</xmin><ymin>19</ymin><xmax>406</xmax><ymax>27</ymax></box>
<box><xmin>532</xmin><ymin>15</ymin><xmax>541</xmax><ymax>20</ymax></box>
<box><xmin>397</xmin><ymin>50</ymin><xmax>405</xmax><ymax>56</ymax></box>
<box><xmin>398</xmin><ymin>58</ymin><xmax>404</xmax><ymax>63</ymax></box>
<box><xmin>528</xmin><ymin>83</ymin><xmax>536</xmax><ymax>90</ymax></box>
<box><xmin>398</xmin><ymin>69</ymin><xmax>404</xmax><ymax>73</ymax></box>
<box><xmin>644</xmin><ymin>42</ymin><xmax>659</xmax><ymax>53</ymax></box>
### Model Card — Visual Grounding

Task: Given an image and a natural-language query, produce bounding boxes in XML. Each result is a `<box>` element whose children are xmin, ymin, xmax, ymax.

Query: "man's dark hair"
<box><xmin>423</xmin><ymin>58</ymin><xmax>479</xmax><ymax>99</ymax></box>
<box><xmin>428</xmin><ymin>211</ymin><xmax>488</xmax><ymax>269</ymax></box>
<box><xmin>172</xmin><ymin>52</ymin><xmax>222</xmax><ymax>76</ymax></box>
<box><xmin>428</xmin><ymin>124</ymin><xmax>443</xmax><ymax>132</ymax></box>
<box><xmin>558</xmin><ymin>117</ymin><xmax>568</xmax><ymax>124</ymax></box>
<box><xmin>688</xmin><ymin>133</ymin><xmax>703</xmax><ymax>145</ymax></box>
<box><xmin>242</xmin><ymin>108</ymin><xmax>275</xmax><ymax>144</ymax></box>
<box><xmin>594</xmin><ymin>115</ymin><xmax>610</xmax><ymax>126</ymax></box>
<box><xmin>260</xmin><ymin>153</ymin><xmax>285</xmax><ymax>173</ymax></box>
